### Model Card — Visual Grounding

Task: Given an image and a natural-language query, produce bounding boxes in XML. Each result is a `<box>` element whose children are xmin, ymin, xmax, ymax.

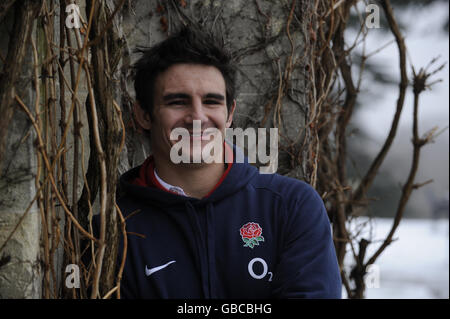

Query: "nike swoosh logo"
<box><xmin>145</xmin><ymin>260</ymin><xmax>176</xmax><ymax>276</ymax></box>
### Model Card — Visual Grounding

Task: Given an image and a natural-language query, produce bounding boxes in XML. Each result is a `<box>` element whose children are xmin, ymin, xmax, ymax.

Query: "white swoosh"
<box><xmin>145</xmin><ymin>260</ymin><xmax>176</xmax><ymax>276</ymax></box>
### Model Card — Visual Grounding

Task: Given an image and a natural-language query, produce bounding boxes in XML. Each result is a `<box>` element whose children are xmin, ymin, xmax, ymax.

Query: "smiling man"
<box><xmin>133</xmin><ymin>62</ymin><xmax>234</xmax><ymax>197</ymax></box>
<box><xmin>103</xmin><ymin>27</ymin><xmax>342</xmax><ymax>299</ymax></box>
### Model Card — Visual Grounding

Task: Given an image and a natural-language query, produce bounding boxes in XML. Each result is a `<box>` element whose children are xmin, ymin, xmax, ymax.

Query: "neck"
<box><xmin>153</xmin><ymin>157</ymin><xmax>226</xmax><ymax>199</ymax></box>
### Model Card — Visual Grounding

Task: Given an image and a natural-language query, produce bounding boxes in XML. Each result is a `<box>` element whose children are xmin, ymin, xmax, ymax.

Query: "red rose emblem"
<box><xmin>240</xmin><ymin>222</ymin><xmax>264</xmax><ymax>249</ymax></box>
<box><xmin>240</xmin><ymin>222</ymin><xmax>262</xmax><ymax>238</ymax></box>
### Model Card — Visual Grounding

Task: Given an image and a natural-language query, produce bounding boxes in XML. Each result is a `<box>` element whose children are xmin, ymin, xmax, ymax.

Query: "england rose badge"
<box><xmin>240</xmin><ymin>222</ymin><xmax>264</xmax><ymax>249</ymax></box>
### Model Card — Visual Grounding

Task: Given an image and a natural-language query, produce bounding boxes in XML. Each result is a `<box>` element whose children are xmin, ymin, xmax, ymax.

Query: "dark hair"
<box><xmin>133</xmin><ymin>26</ymin><xmax>237</xmax><ymax>118</ymax></box>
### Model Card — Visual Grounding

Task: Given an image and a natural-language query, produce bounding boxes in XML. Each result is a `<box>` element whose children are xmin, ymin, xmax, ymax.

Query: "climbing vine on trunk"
<box><xmin>0</xmin><ymin>0</ymin><xmax>444</xmax><ymax>299</ymax></box>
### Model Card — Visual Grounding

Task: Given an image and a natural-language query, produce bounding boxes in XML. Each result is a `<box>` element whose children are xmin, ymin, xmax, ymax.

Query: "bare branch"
<box><xmin>352</xmin><ymin>0</ymin><xmax>409</xmax><ymax>207</ymax></box>
<box><xmin>365</xmin><ymin>61</ymin><xmax>443</xmax><ymax>267</ymax></box>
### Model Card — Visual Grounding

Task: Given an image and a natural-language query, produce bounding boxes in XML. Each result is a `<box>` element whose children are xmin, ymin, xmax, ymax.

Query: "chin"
<box><xmin>175</xmin><ymin>161</ymin><xmax>208</xmax><ymax>169</ymax></box>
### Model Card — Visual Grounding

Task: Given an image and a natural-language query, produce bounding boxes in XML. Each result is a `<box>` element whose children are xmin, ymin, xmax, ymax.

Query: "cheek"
<box><xmin>211</xmin><ymin>108</ymin><xmax>230</xmax><ymax>127</ymax></box>
<box><xmin>155</xmin><ymin>110</ymin><xmax>178</xmax><ymax>130</ymax></box>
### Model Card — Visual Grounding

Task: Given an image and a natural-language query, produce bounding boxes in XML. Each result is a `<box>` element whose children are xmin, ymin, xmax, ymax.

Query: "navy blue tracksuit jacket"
<box><xmin>97</xmin><ymin>147</ymin><xmax>342</xmax><ymax>299</ymax></box>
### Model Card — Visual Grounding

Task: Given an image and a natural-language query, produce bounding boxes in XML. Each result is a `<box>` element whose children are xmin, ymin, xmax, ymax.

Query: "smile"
<box><xmin>187</xmin><ymin>128</ymin><xmax>219</xmax><ymax>141</ymax></box>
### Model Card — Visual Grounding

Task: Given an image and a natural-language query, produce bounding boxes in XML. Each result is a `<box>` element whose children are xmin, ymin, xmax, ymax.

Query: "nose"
<box><xmin>185</xmin><ymin>97</ymin><xmax>208</xmax><ymax>124</ymax></box>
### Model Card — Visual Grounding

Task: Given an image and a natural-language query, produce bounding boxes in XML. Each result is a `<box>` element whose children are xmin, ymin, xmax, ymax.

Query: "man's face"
<box><xmin>149</xmin><ymin>63</ymin><xmax>235</xmax><ymax>164</ymax></box>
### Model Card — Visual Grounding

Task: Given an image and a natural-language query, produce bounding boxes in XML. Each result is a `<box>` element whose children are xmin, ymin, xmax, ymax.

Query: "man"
<box><xmin>104</xmin><ymin>27</ymin><xmax>341</xmax><ymax>298</ymax></box>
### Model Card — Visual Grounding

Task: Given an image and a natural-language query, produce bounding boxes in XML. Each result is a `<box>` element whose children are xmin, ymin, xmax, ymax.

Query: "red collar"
<box><xmin>131</xmin><ymin>143</ymin><xmax>234</xmax><ymax>198</ymax></box>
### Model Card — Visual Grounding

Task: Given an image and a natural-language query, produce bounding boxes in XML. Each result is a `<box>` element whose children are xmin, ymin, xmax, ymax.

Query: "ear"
<box><xmin>225</xmin><ymin>99</ymin><xmax>236</xmax><ymax>128</ymax></box>
<box><xmin>133</xmin><ymin>102</ymin><xmax>152</xmax><ymax>131</ymax></box>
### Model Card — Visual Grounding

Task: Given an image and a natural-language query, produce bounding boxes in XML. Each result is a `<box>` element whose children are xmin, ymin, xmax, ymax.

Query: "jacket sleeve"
<box><xmin>271</xmin><ymin>183</ymin><xmax>342</xmax><ymax>298</ymax></box>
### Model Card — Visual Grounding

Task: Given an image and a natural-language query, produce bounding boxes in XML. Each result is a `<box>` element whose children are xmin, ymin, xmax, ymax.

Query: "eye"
<box><xmin>204</xmin><ymin>100</ymin><xmax>221</xmax><ymax>105</ymax></box>
<box><xmin>167</xmin><ymin>100</ymin><xmax>186</xmax><ymax>106</ymax></box>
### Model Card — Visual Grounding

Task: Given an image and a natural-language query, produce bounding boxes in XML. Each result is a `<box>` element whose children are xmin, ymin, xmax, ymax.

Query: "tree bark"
<box><xmin>0</xmin><ymin>0</ymin><xmax>16</xmax><ymax>23</ymax></box>
<box><xmin>0</xmin><ymin>0</ymin><xmax>40</xmax><ymax>171</ymax></box>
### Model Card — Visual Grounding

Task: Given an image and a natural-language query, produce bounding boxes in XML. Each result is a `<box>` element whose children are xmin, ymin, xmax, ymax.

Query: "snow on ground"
<box><xmin>343</xmin><ymin>218</ymin><xmax>449</xmax><ymax>299</ymax></box>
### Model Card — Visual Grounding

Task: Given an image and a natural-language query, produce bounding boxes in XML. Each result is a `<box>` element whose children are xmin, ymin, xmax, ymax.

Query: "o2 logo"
<box><xmin>248</xmin><ymin>258</ymin><xmax>273</xmax><ymax>282</ymax></box>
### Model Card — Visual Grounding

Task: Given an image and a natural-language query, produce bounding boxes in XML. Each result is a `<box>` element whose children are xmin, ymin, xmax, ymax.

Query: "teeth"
<box><xmin>188</xmin><ymin>129</ymin><xmax>218</xmax><ymax>137</ymax></box>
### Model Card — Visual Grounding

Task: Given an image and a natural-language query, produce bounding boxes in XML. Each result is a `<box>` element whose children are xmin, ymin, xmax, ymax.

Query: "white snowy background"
<box><xmin>343</xmin><ymin>218</ymin><xmax>449</xmax><ymax>299</ymax></box>
<box><xmin>343</xmin><ymin>2</ymin><xmax>449</xmax><ymax>299</ymax></box>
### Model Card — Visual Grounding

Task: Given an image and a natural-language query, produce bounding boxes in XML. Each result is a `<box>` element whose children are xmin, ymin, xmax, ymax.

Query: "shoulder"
<box><xmin>249</xmin><ymin>172</ymin><xmax>328</xmax><ymax>233</ymax></box>
<box><xmin>249</xmin><ymin>172</ymin><xmax>323</xmax><ymax>208</ymax></box>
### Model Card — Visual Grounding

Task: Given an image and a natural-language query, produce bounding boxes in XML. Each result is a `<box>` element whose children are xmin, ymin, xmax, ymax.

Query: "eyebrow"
<box><xmin>162</xmin><ymin>93</ymin><xmax>190</xmax><ymax>101</ymax></box>
<box><xmin>204</xmin><ymin>93</ymin><xmax>225</xmax><ymax>101</ymax></box>
<box><xmin>162</xmin><ymin>93</ymin><xmax>225</xmax><ymax>101</ymax></box>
